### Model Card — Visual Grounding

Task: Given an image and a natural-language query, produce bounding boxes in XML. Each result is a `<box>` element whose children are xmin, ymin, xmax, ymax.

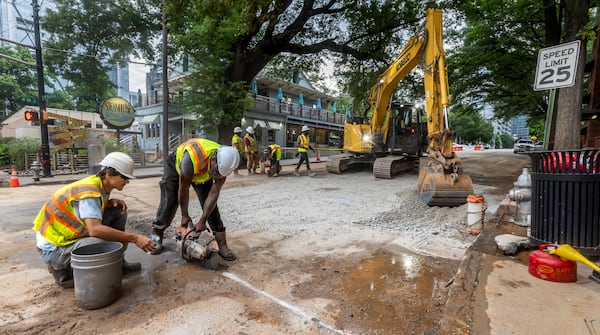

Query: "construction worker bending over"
<box><xmin>294</xmin><ymin>125</ymin><xmax>316</xmax><ymax>177</ymax></box>
<box><xmin>150</xmin><ymin>138</ymin><xmax>240</xmax><ymax>262</ymax></box>
<box><xmin>263</xmin><ymin>143</ymin><xmax>282</xmax><ymax>177</ymax></box>
<box><xmin>244</xmin><ymin>126</ymin><xmax>259</xmax><ymax>174</ymax></box>
<box><xmin>231</xmin><ymin>126</ymin><xmax>245</xmax><ymax>176</ymax></box>
<box><xmin>33</xmin><ymin>152</ymin><xmax>156</xmax><ymax>288</ymax></box>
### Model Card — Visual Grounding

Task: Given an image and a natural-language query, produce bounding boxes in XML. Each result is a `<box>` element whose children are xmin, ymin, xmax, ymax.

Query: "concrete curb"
<box><xmin>440</xmin><ymin>201</ymin><xmax>520</xmax><ymax>334</ymax></box>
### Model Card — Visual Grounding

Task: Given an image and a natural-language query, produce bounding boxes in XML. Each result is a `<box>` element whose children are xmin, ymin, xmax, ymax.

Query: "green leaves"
<box><xmin>0</xmin><ymin>46</ymin><xmax>37</xmax><ymax>112</ymax></box>
<box><xmin>42</xmin><ymin>0</ymin><xmax>160</xmax><ymax>112</ymax></box>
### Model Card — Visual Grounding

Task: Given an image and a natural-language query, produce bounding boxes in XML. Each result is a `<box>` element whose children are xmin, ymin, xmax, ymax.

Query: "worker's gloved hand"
<box><xmin>295</xmin><ymin>152</ymin><xmax>299</xmax><ymax>157</ymax></box>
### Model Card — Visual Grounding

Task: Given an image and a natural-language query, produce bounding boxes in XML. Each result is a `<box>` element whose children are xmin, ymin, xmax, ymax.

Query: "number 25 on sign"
<box><xmin>534</xmin><ymin>40</ymin><xmax>580</xmax><ymax>91</ymax></box>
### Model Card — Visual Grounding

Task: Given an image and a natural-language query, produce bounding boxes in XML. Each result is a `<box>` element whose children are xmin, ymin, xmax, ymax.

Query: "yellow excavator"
<box><xmin>326</xmin><ymin>8</ymin><xmax>473</xmax><ymax>206</ymax></box>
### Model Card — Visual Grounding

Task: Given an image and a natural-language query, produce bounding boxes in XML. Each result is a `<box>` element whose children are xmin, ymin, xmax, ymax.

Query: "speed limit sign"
<box><xmin>534</xmin><ymin>40</ymin><xmax>580</xmax><ymax>91</ymax></box>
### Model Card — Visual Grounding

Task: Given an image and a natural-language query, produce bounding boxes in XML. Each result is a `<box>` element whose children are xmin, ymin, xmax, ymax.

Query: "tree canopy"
<box><xmin>0</xmin><ymin>46</ymin><xmax>37</xmax><ymax>114</ymax></box>
<box><xmin>32</xmin><ymin>0</ymin><xmax>598</xmax><ymax>148</ymax></box>
<box><xmin>42</xmin><ymin>0</ymin><xmax>160</xmax><ymax>112</ymax></box>
<box><xmin>447</xmin><ymin>0</ymin><xmax>596</xmax><ymax>148</ymax></box>
<box><xmin>167</xmin><ymin>0</ymin><xmax>449</xmax><ymax>141</ymax></box>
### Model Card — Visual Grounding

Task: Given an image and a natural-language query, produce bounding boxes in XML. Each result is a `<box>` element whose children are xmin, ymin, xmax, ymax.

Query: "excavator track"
<box><xmin>373</xmin><ymin>156</ymin><xmax>418</xmax><ymax>179</ymax></box>
<box><xmin>417</xmin><ymin>157</ymin><xmax>473</xmax><ymax>207</ymax></box>
<box><xmin>326</xmin><ymin>153</ymin><xmax>354</xmax><ymax>174</ymax></box>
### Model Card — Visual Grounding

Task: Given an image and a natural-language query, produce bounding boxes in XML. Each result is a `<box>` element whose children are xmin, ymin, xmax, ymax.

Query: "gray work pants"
<box><xmin>39</xmin><ymin>206</ymin><xmax>127</xmax><ymax>271</ymax></box>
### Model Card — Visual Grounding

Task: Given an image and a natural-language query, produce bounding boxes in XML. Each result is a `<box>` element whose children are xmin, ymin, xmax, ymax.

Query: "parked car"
<box><xmin>534</xmin><ymin>141</ymin><xmax>544</xmax><ymax>150</ymax></box>
<box><xmin>513</xmin><ymin>138</ymin><xmax>536</xmax><ymax>153</ymax></box>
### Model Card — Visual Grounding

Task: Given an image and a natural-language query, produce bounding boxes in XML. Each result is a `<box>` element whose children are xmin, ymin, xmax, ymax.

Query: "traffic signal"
<box><xmin>24</xmin><ymin>110</ymin><xmax>39</xmax><ymax>122</ymax></box>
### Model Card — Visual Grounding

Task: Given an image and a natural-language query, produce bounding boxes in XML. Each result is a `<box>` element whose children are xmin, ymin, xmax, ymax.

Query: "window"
<box><xmin>146</xmin><ymin>123</ymin><xmax>160</xmax><ymax>138</ymax></box>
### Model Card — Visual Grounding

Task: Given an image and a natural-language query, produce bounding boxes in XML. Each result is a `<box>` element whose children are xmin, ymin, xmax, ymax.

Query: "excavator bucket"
<box><xmin>417</xmin><ymin>158</ymin><xmax>473</xmax><ymax>207</ymax></box>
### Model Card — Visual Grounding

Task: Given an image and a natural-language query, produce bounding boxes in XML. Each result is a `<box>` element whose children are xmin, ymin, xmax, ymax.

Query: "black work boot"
<box><xmin>48</xmin><ymin>265</ymin><xmax>74</xmax><ymax>289</ymax></box>
<box><xmin>214</xmin><ymin>231</ymin><xmax>237</xmax><ymax>261</ymax></box>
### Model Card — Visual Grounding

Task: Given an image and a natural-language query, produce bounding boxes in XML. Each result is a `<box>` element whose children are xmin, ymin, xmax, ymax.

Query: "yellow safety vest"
<box><xmin>268</xmin><ymin>144</ymin><xmax>282</xmax><ymax>160</ymax></box>
<box><xmin>32</xmin><ymin>175</ymin><xmax>105</xmax><ymax>246</ymax></box>
<box><xmin>298</xmin><ymin>133</ymin><xmax>310</xmax><ymax>153</ymax></box>
<box><xmin>175</xmin><ymin>138</ymin><xmax>220</xmax><ymax>184</ymax></box>
<box><xmin>244</xmin><ymin>134</ymin><xmax>258</xmax><ymax>154</ymax></box>
<box><xmin>231</xmin><ymin>134</ymin><xmax>244</xmax><ymax>153</ymax></box>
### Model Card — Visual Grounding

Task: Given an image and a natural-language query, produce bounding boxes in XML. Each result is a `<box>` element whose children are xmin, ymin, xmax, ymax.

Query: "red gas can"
<box><xmin>528</xmin><ymin>244</ymin><xmax>577</xmax><ymax>282</ymax></box>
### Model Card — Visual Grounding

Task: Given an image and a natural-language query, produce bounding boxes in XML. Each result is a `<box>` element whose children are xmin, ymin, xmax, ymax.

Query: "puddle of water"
<box><xmin>334</xmin><ymin>251</ymin><xmax>455</xmax><ymax>334</ymax></box>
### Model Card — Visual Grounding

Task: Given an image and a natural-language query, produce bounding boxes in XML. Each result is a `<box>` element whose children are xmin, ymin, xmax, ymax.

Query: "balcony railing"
<box><xmin>141</xmin><ymin>91</ymin><xmax>346</xmax><ymax>125</ymax></box>
<box><xmin>253</xmin><ymin>95</ymin><xmax>346</xmax><ymax>125</ymax></box>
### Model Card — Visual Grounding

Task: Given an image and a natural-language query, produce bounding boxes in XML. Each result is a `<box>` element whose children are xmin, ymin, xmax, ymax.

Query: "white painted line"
<box><xmin>223</xmin><ymin>272</ymin><xmax>349</xmax><ymax>334</ymax></box>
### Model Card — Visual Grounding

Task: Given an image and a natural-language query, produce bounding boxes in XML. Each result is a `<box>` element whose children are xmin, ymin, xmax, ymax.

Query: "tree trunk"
<box><xmin>554</xmin><ymin>0</ymin><xmax>588</xmax><ymax>150</ymax></box>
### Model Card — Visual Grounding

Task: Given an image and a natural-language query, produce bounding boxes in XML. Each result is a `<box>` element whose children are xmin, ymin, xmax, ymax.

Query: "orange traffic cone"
<box><xmin>9</xmin><ymin>167</ymin><xmax>20</xmax><ymax>187</ymax></box>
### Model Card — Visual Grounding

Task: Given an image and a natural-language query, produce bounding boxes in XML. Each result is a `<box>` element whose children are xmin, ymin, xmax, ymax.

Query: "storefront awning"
<box><xmin>138</xmin><ymin>114</ymin><xmax>159</xmax><ymax>124</ymax></box>
<box><xmin>268</xmin><ymin>121</ymin><xmax>282</xmax><ymax>130</ymax></box>
<box><xmin>254</xmin><ymin>120</ymin><xmax>267</xmax><ymax>128</ymax></box>
<box><xmin>168</xmin><ymin>114</ymin><xmax>197</xmax><ymax>121</ymax></box>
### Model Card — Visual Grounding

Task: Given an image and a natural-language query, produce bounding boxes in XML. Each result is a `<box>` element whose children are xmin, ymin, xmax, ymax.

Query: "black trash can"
<box><xmin>527</xmin><ymin>150</ymin><xmax>600</xmax><ymax>256</ymax></box>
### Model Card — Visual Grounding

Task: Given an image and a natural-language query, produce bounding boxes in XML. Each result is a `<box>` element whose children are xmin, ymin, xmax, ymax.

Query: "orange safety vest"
<box><xmin>175</xmin><ymin>138</ymin><xmax>220</xmax><ymax>184</ymax></box>
<box><xmin>244</xmin><ymin>134</ymin><xmax>258</xmax><ymax>154</ymax></box>
<box><xmin>297</xmin><ymin>133</ymin><xmax>310</xmax><ymax>153</ymax></box>
<box><xmin>231</xmin><ymin>134</ymin><xmax>244</xmax><ymax>153</ymax></box>
<box><xmin>32</xmin><ymin>175</ymin><xmax>105</xmax><ymax>246</ymax></box>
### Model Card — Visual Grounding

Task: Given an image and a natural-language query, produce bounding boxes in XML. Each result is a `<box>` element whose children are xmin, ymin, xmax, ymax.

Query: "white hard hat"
<box><xmin>246</xmin><ymin>126</ymin><xmax>254</xmax><ymax>134</ymax></box>
<box><xmin>301</xmin><ymin>125</ymin><xmax>310</xmax><ymax>132</ymax></box>
<box><xmin>216</xmin><ymin>146</ymin><xmax>240</xmax><ymax>177</ymax></box>
<box><xmin>100</xmin><ymin>152</ymin><xmax>135</xmax><ymax>179</ymax></box>
<box><xmin>234</xmin><ymin>126</ymin><xmax>242</xmax><ymax>133</ymax></box>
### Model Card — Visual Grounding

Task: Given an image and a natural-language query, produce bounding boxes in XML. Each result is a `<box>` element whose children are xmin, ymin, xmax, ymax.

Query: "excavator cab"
<box><xmin>386</xmin><ymin>102</ymin><xmax>427</xmax><ymax>156</ymax></box>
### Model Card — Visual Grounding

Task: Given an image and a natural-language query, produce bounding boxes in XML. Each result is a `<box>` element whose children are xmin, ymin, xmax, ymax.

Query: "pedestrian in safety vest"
<box><xmin>244</xmin><ymin>126</ymin><xmax>259</xmax><ymax>174</ymax></box>
<box><xmin>231</xmin><ymin>126</ymin><xmax>245</xmax><ymax>176</ymax></box>
<box><xmin>149</xmin><ymin>139</ymin><xmax>240</xmax><ymax>262</ymax></box>
<box><xmin>263</xmin><ymin>143</ymin><xmax>282</xmax><ymax>177</ymax></box>
<box><xmin>294</xmin><ymin>125</ymin><xmax>316</xmax><ymax>176</ymax></box>
<box><xmin>32</xmin><ymin>152</ymin><xmax>156</xmax><ymax>288</ymax></box>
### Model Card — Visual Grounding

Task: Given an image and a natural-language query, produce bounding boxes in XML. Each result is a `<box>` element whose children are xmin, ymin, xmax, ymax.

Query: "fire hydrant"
<box><xmin>508</xmin><ymin>167</ymin><xmax>532</xmax><ymax>226</ymax></box>
<box><xmin>31</xmin><ymin>160</ymin><xmax>41</xmax><ymax>183</ymax></box>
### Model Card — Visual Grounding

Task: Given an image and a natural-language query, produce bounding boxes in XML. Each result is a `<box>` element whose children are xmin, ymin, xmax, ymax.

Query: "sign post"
<box><xmin>534</xmin><ymin>40</ymin><xmax>581</xmax><ymax>91</ymax></box>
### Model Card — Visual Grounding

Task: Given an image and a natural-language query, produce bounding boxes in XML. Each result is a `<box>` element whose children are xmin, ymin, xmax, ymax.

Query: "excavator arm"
<box><xmin>416</xmin><ymin>9</ymin><xmax>473</xmax><ymax>206</ymax></box>
<box><xmin>332</xmin><ymin>8</ymin><xmax>472</xmax><ymax>206</ymax></box>
<box><xmin>368</xmin><ymin>25</ymin><xmax>427</xmax><ymax>146</ymax></box>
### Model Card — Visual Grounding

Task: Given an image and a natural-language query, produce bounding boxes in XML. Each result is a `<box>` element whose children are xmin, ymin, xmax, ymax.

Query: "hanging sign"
<box><xmin>98</xmin><ymin>97</ymin><xmax>135</xmax><ymax>129</ymax></box>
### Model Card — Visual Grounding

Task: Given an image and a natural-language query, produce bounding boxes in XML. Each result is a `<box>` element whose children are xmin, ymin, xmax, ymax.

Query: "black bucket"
<box><xmin>71</xmin><ymin>242</ymin><xmax>124</xmax><ymax>309</ymax></box>
<box><xmin>527</xmin><ymin>150</ymin><xmax>600</xmax><ymax>256</ymax></box>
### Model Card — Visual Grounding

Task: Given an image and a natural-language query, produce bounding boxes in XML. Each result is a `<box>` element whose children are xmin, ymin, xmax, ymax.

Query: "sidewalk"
<box><xmin>441</xmin><ymin>200</ymin><xmax>600</xmax><ymax>334</ymax></box>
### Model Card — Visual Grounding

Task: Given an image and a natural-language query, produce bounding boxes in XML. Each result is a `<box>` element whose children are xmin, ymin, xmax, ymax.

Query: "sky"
<box><xmin>129</xmin><ymin>62</ymin><xmax>151</xmax><ymax>93</ymax></box>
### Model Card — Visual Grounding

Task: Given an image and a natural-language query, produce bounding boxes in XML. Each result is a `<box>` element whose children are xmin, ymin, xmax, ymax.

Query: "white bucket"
<box><xmin>466</xmin><ymin>195</ymin><xmax>486</xmax><ymax>235</ymax></box>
